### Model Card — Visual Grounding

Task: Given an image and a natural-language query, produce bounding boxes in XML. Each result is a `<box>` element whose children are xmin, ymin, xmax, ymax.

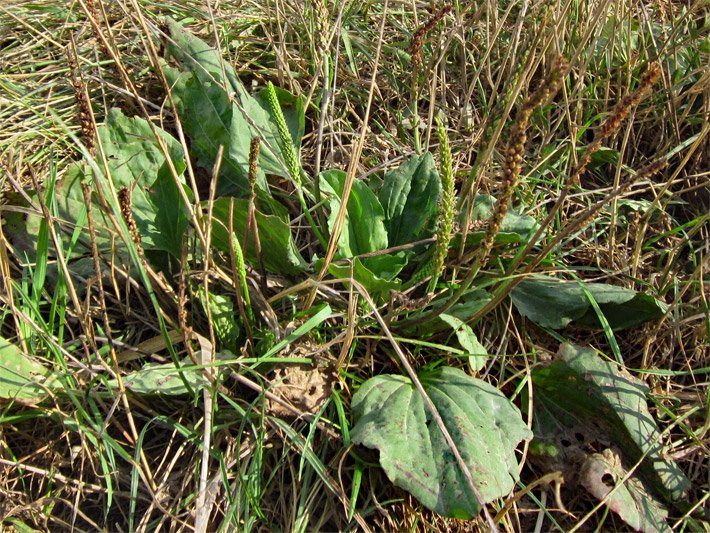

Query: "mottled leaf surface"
<box><xmin>581</xmin><ymin>449</ymin><xmax>670</xmax><ymax>532</ymax></box>
<box><xmin>352</xmin><ymin>367</ymin><xmax>532</xmax><ymax>518</ymax></box>
<box><xmin>530</xmin><ymin>344</ymin><xmax>690</xmax><ymax>502</ymax></box>
<box><xmin>114</xmin><ymin>357</ymin><xmax>211</xmax><ymax>396</ymax></box>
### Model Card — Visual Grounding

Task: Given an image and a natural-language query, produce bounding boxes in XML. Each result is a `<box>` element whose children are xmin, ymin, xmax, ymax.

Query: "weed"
<box><xmin>0</xmin><ymin>1</ymin><xmax>707</xmax><ymax>532</ymax></box>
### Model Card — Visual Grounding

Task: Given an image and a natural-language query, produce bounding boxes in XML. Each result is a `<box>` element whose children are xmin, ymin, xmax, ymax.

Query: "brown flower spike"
<box><xmin>479</xmin><ymin>57</ymin><xmax>568</xmax><ymax>266</ymax></box>
<box><xmin>66</xmin><ymin>41</ymin><xmax>95</xmax><ymax>154</ymax></box>
<box><xmin>409</xmin><ymin>5</ymin><xmax>454</xmax><ymax>75</ymax></box>
<box><xmin>118</xmin><ymin>187</ymin><xmax>141</xmax><ymax>246</ymax></box>
<box><xmin>571</xmin><ymin>63</ymin><xmax>661</xmax><ymax>185</ymax></box>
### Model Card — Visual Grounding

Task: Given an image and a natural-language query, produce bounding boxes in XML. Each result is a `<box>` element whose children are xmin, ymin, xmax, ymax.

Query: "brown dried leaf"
<box><xmin>266</xmin><ymin>342</ymin><xmax>336</xmax><ymax>418</ymax></box>
<box><xmin>580</xmin><ymin>449</ymin><xmax>671</xmax><ymax>533</ymax></box>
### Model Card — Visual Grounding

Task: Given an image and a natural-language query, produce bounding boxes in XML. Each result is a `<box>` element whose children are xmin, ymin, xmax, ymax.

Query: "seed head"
<box><xmin>66</xmin><ymin>41</ymin><xmax>95</xmax><ymax>153</ymax></box>
<box><xmin>571</xmin><ymin>63</ymin><xmax>661</xmax><ymax>185</ymax></box>
<box><xmin>409</xmin><ymin>5</ymin><xmax>453</xmax><ymax>76</ymax></box>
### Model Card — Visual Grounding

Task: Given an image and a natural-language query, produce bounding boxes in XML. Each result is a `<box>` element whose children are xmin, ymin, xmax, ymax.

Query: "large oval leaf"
<box><xmin>351</xmin><ymin>366</ymin><xmax>532</xmax><ymax>518</ymax></box>
<box><xmin>511</xmin><ymin>274</ymin><xmax>667</xmax><ymax>330</ymax></box>
<box><xmin>162</xmin><ymin>20</ymin><xmax>305</xmax><ymax>198</ymax></box>
<box><xmin>379</xmin><ymin>152</ymin><xmax>441</xmax><ymax>247</ymax></box>
<box><xmin>38</xmin><ymin>108</ymin><xmax>189</xmax><ymax>259</ymax></box>
<box><xmin>530</xmin><ymin>344</ymin><xmax>690</xmax><ymax>503</ymax></box>
<box><xmin>319</xmin><ymin>169</ymin><xmax>388</xmax><ymax>257</ymax></box>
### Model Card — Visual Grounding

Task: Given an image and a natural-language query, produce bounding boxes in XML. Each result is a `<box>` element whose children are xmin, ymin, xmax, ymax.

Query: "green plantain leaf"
<box><xmin>326</xmin><ymin>256</ymin><xmax>402</xmax><ymax>301</ymax></box>
<box><xmin>360</xmin><ymin>251</ymin><xmax>410</xmax><ymax>280</ymax></box>
<box><xmin>0</xmin><ymin>336</ymin><xmax>60</xmax><ymax>402</ymax></box>
<box><xmin>147</xmin><ymin>161</ymin><xmax>191</xmax><ymax>258</ymax></box>
<box><xmin>210</xmin><ymin>197</ymin><xmax>306</xmax><ymax>275</ymax></box>
<box><xmin>162</xmin><ymin>19</ymin><xmax>305</xmax><ymax>198</ymax></box>
<box><xmin>400</xmin><ymin>288</ymin><xmax>491</xmax><ymax>337</ymax></box>
<box><xmin>379</xmin><ymin>152</ymin><xmax>441</xmax><ymax>246</ymax></box>
<box><xmin>64</xmin><ymin>108</ymin><xmax>188</xmax><ymax>255</ymax></box>
<box><xmin>439</xmin><ymin>314</ymin><xmax>489</xmax><ymax>371</ymax></box>
<box><xmin>7</xmin><ymin>108</ymin><xmax>188</xmax><ymax>272</ymax></box>
<box><xmin>511</xmin><ymin>275</ymin><xmax>667</xmax><ymax>330</ymax></box>
<box><xmin>319</xmin><ymin>169</ymin><xmax>388</xmax><ymax>257</ymax></box>
<box><xmin>471</xmin><ymin>194</ymin><xmax>539</xmax><ymax>237</ymax></box>
<box><xmin>529</xmin><ymin>344</ymin><xmax>690</xmax><ymax>503</ymax></box>
<box><xmin>96</xmin><ymin>108</ymin><xmax>185</xmax><ymax>190</ymax></box>
<box><xmin>352</xmin><ymin>366</ymin><xmax>532</xmax><ymax>518</ymax></box>
<box><xmin>115</xmin><ymin>357</ymin><xmax>211</xmax><ymax>396</ymax></box>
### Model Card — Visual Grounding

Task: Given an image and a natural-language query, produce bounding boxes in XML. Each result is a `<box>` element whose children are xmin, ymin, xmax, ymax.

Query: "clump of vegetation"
<box><xmin>0</xmin><ymin>1</ymin><xmax>708</xmax><ymax>531</ymax></box>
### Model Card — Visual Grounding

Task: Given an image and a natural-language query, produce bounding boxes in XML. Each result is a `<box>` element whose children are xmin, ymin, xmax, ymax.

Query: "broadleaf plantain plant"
<box><xmin>1</xmin><ymin>14</ymin><xmax>689</xmax><ymax>531</ymax></box>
